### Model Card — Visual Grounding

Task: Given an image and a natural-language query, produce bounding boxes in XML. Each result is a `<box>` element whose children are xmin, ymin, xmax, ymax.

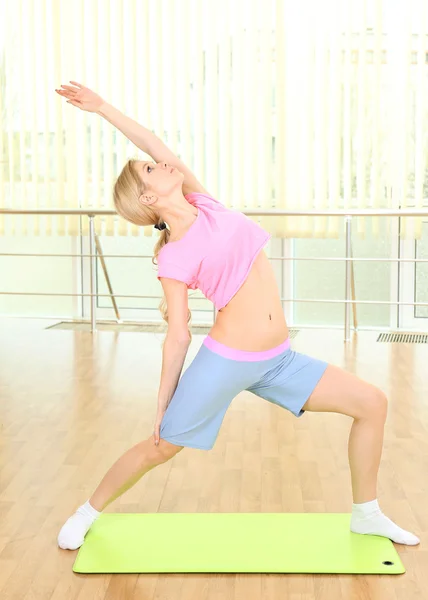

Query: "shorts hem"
<box><xmin>160</xmin><ymin>436</ymin><xmax>213</xmax><ymax>451</ymax></box>
<box><xmin>296</xmin><ymin>361</ymin><xmax>329</xmax><ymax>415</ymax></box>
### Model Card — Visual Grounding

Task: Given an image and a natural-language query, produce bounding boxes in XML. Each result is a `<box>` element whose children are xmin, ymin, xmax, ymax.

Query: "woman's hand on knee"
<box><xmin>153</xmin><ymin>408</ymin><xmax>166</xmax><ymax>446</ymax></box>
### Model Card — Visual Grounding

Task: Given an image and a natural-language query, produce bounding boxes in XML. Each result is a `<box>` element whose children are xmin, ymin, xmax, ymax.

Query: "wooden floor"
<box><xmin>0</xmin><ymin>318</ymin><xmax>427</xmax><ymax>600</ymax></box>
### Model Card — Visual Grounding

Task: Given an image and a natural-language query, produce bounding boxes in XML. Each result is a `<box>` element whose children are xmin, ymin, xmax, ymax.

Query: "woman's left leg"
<box><xmin>302</xmin><ymin>364</ymin><xmax>387</xmax><ymax>504</ymax></box>
<box><xmin>302</xmin><ymin>364</ymin><xmax>420</xmax><ymax>545</ymax></box>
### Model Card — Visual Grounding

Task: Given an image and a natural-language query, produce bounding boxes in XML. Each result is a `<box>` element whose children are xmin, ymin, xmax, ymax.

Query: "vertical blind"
<box><xmin>0</xmin><ymin>0</ymin><xmax>427</xmax><ymax>239</ymax></box>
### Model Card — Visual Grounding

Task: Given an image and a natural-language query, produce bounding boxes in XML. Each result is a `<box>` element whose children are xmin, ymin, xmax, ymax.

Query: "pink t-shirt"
<box><xmin>157</xmin><ymin>192</ymin><xmax>271</xmax><ymax>310</ymax></box>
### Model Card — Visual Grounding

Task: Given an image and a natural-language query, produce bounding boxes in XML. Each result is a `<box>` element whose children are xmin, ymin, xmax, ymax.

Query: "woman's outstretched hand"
<box><xmin>55</xmin><ymin>81</ymin><xmax>105</xmax><ymax>113</ymax></box>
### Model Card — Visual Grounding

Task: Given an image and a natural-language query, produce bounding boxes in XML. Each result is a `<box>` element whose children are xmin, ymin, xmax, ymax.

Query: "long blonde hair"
<box><xmin>113</xmin><ymin>158</ymin><xmax>192</xmax><ymax>341</ymax></box>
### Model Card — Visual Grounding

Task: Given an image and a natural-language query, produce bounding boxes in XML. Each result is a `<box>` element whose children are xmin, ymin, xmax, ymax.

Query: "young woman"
<box><xmin>55</xmin><ymin>81</ymin><xmax>419</xmax><ymax>550</ymax></box>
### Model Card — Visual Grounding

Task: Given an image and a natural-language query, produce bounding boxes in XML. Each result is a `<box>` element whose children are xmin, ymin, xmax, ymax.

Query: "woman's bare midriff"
<box><xmin>208</xmin><ymin>249</ymin><xmax>289</xmax><ymax>351</ymax></box>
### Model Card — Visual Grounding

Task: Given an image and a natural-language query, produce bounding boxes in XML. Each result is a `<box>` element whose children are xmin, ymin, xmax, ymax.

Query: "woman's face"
<box><xmin>138</xmin><ymin>160</ymin><xmax>184</xmax><ymax>198</ymax></box>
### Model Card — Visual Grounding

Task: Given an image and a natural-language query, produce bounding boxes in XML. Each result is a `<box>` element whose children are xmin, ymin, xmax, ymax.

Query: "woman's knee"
<box><xmin>302</xmin><ymin>366</ymin><xmax>388</xmax><ymax>421</ymax></box>
<box><xmin>145</xmin><ymin>435</ymin><xmax>184</xmax><ymax>464</ymax></box>
<box><xmin>359</xmin><ymin>387</ymin><xmax>388</xmax><ymax>421</ymax></box>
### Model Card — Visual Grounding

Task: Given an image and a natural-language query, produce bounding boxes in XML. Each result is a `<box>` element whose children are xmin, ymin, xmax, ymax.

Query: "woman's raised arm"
<box><xmin>98</xmin><ymin>102</ymin><xmax>210</xmax><ymax>195</ymax></box>
<box><xmin>56</xmin><ymin>81</ymin><xmax>210</xmax><ymax>196</ymax></box>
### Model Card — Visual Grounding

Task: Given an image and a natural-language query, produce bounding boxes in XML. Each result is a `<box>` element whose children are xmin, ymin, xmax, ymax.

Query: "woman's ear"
<box><xmin>139</xmin><ymin>193</ymin><xmax>157</xmax><ymax>206</ymax></box>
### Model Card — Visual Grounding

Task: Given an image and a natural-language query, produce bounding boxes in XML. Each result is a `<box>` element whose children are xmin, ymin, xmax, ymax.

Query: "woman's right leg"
<box><xmin>58</xmin><ymin>339</ymin><xmax>257</xmax><ymax>550</ymax></box>
<box><xmin>90</xmin><ymin>435</ymin><xmax>183</xmax><ymax>512</ymax></box>
<box><xmin>58</xmin><ymin>436</ymin><xmax>183</xmax><ymax>550</ymax></box>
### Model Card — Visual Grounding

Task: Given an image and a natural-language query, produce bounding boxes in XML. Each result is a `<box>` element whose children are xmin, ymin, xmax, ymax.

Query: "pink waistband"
<box><xmin>203</xmin><ymin>335</ymin><xmax>291</xmax><ymax>362</ymax></box>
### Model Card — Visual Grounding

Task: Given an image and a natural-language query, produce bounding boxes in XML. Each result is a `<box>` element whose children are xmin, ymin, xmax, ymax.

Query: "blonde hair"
<box><xmin>113</xmin><ymin>158</ymin><xmax>192</xmax><ymax>341</ymax></box>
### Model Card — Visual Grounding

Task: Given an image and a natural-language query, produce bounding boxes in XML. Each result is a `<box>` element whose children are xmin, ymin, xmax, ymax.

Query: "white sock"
<box><xmin>57</xmin><ymin>500</ymin><xmax>101</xmax><ymax>550</ymax></box>
<box><xmin>350</xmin><ymin>499</ymin><xmax>420</xmax><ymax>546</ymax></box>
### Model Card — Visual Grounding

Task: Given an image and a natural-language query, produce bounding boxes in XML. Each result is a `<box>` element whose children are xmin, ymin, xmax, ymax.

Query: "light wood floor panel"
<box><xmin>0</xmin><ymin>318</ymin><xmax>427</xmax><ymax>599</ymax></box>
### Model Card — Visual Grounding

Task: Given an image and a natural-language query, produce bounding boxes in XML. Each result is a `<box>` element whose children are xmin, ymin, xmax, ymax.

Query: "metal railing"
<box><xmin>1</xmin><ymin>207</ymin><xmax>428</xmax><ymax>341</ymax></box>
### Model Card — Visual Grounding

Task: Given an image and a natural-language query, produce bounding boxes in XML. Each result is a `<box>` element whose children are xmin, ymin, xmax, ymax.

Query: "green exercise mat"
<box><xmin>73</xmin><ymin>513</ymin><xmax>405</xmax><ymax>574</ymax></box>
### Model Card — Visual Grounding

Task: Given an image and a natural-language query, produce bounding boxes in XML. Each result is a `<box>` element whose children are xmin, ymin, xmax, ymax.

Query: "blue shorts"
<box><xmin>160</xmin><ymin>335</ymin><xmax>329</xmax><ymax>451</ymax></box>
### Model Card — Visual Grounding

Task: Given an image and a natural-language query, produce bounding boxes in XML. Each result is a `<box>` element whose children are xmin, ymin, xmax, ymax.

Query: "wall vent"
<box><xmin>377</xmin><ymin>332</ymin><xmax>428</xmax><ymax>344</ymax></box>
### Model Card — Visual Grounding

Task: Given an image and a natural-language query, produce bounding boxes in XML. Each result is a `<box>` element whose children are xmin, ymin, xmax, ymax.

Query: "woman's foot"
<box><xmin>57</xmin><ymin>500</ymin><xmax>101</xmax><ymax>550</ymax></box>
<box><xmin>350</xmin><ymin>499</ymin><xmax>420</xmax><ymax>546</ymax></box>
